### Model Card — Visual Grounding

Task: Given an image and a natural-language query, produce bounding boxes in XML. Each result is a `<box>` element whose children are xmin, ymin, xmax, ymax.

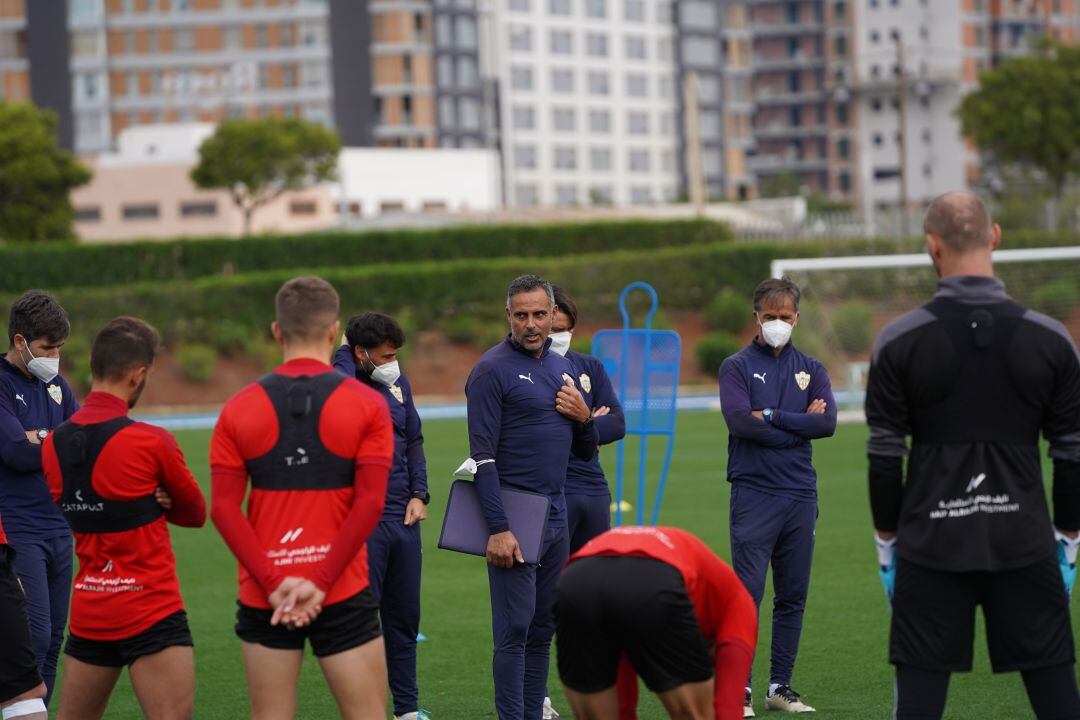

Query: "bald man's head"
<box><xmin>923</xmin><ymin>191</ymin><xmax>994</xmax><ymax>254</ymax></box>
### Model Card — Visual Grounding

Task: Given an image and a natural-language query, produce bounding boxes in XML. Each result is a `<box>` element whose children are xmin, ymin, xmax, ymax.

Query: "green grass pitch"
<box><xmin>52</xmin><ymin>411</ymin><xmax>1075</xmax><ymax>718</ymax></box>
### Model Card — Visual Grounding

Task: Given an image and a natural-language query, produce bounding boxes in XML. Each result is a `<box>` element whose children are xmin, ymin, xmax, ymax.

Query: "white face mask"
<box><xmin>759</xmin><ymin>318</ymin><xmax>794</xmax><ymax>349</ymax></box>
<box><xmin>21</xmin><ymin>340</ymin><xmax>59</xmax><ymax>384</ymax></box>
<box><xmin>366</xmin><ymin>352</ymin><xmax>401</xmax><ymax>388</ymax></box>
<box><xmin>548</xmin><ymin>331</ymin><xmax>572</xmax><ymax>357</ymax></box>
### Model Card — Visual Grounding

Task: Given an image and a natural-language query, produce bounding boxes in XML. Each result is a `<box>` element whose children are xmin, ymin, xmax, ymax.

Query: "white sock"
<box><xmin>768</xmin><ymin>683</ymin><xmax>781</xmax><ymax>696</ymax></box>
<box><xmin>3</xmin><ymin>699</ymin><xmax>47</xmax><ymax>719</ymax></box>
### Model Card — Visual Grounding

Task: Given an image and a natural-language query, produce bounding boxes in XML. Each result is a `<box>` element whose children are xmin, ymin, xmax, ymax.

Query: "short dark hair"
<box><xmin>7</xmin><ymin>290</ymin><xmax>70</xmax><ymax>347</ymax></box>
<box><xmin>923</xmin><ymin>191</ymin><xmax>994</xmax><ymax>253</ymax></box>
<box><xmin>275</xmin><ymin>275</ymin><xmax>339</xmax><ymax>343</ymax></box>
<box><xmin>506</xmin><ymin>274</ymin><xmax>554</xmax><ymax>309</ymax></box>
<box><xmin>345</xmin><ymin>312</ymin><xmax>405</xmax><ymax>351</ymax></box>
<box><xmin>753</xmin><ymin>278</ymin><xmax>801</xmax><ymax>312</ymax></box>
<box><xmin>551</xmin><ymin>285</ymin><xmax>578</xmax><ymax>329</ymax></box>
<box><xmin>90</xmin><ymin>317</ymin><xmax>160</xmax><ymax>381</ymax></box>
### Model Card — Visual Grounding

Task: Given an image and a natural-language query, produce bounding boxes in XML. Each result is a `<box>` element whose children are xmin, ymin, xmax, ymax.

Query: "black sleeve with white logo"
<box><xmin>868</xmin><ymin>298</ymin><xmax>1064</xmax><ymax>572</ymax></box>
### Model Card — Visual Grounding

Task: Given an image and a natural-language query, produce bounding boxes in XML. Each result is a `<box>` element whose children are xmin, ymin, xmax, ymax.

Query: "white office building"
<box><xmin>491</xmin><ymin>0</ymin><xmax>680</xmax><ymax>208</ymax></box>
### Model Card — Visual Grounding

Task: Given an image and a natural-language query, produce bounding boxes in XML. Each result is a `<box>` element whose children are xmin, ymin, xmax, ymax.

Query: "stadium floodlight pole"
<box><xmin>770</xmin><ymin>246</ymin><xmax>1080</xmax><ymax>280</ymax></box>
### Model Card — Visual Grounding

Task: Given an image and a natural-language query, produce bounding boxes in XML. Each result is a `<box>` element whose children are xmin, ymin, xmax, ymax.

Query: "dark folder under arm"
<box><xmin>438</xmin><ymin>480</ymin><xmax>552</xmax><ymax>564</ymax></box>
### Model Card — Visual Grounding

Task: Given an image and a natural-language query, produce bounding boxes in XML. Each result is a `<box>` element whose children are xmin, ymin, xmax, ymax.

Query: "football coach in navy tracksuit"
<box><xmin>466</xmin><ymin>274</ymin><xmax>599</xmax><ymax>720</ymax></box>
<box><xmin>0</xmin><ymin>291</ymin><xmax>78</xmax><ymax>707</ymax></box>
<box><xmin>334</xmin><ymin>312</ymin><xmax>431</xmax><ymax>720</ymax></box>
<box><xmin>719</xmin><ymin>278</ymin><xmax>836</xmax><ymax>717</ymax></box>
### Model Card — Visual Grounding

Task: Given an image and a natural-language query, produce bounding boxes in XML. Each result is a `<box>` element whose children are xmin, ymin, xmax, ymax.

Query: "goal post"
<box><xmin>769</xmin><ymin>246</ymin><xmax>1080</xmax><ymax>417</ymax></box>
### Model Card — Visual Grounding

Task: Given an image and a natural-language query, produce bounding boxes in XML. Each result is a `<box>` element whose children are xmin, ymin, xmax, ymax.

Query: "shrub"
<box><xmin>1030</xmin><ymin>279</ymin><xmax>1079</xmax><ymax>322</ymax></box>
<box><xmin>696</xmin><ymin>332</ymin><xmax>744</xmax><ymax>376</ymax></box>
<box><xmin>177</xmin><ymin>344</ymin><xmax>217</xmax><ymax>383</ymax></box>
<box><xmin>832</xmin><ymin>302</ymin><xmax>874</xmax><ymax>355</ymax></box>
<box><xmin>59</xmin><ymin>336</ymin><xmax>92</xmax><ymax>392</ymax></box>
<box><xmin>570</xmin><ymin>332</ymin><xmax>592</xmax><ymax>355</ymax></box>
<box><xmin>704</xmin><ymin>289</ymin><xmax>749</xmax><ymax>333</ymax></box>
<box><xmin>442</xmin><ymin>316</ymin><xmax>479</xmax><ymax>345</ymax></box>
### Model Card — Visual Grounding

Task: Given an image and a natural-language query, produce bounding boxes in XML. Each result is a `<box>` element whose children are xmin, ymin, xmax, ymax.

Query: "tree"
<box><xmin>957</xmin><ymin>42</ymin><xmax>1080</xmax><ymax>228</ymax></box>
<box><xmin>0</xmin><ymin>102</ymin><xmax>91</xmax><ymax>242</ymax></box>
<box><xmin>191</xmin><ymin>118</ymin><xmax>340</xmax><ymax>235</ymax></box>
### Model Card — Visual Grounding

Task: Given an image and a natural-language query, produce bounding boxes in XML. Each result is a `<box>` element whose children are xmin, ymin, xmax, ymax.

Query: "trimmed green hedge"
<box><xmin>0</xmin><ymin>220</ymin><xmax>730</xmax><ymax>293</ymax></box>
<box><xmin>2</xmin><ymin>236</ymin><xmax>921</xmax><ymax>354</ymax></box>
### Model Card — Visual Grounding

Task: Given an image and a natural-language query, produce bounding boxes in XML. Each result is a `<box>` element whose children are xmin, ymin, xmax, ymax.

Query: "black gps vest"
<box><xmin>54</xmin><ymin>417</ymin><xmax>164</xmax><ymax>534</ymax></box>
<box><xmin>245</xmin><ymin>372</ymin><xmax>355</xmax><ymax>491</ymax></box>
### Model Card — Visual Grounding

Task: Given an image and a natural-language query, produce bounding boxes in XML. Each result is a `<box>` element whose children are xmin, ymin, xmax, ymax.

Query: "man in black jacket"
<box><xmin>866</xmin><ymin>191</ymin><xmax>1080</xmax><ymax>720</ymax></box>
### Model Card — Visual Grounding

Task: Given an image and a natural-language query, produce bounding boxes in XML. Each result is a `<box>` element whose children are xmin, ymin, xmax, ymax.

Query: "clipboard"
<box><xmin>438</xmin><ymin>480</ymin><xmax>551</xmax><ymax>564</ymax></box>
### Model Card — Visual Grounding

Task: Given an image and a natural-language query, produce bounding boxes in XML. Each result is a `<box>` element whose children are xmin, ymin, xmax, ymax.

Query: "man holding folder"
<box><xmin>464</xmin><ymin>274</ymin><xmax>598</xmax><ymax>719</ymax></box>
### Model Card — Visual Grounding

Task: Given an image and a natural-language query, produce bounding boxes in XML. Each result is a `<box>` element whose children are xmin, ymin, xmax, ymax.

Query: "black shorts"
<box><xmin>0</xmin><ymin>545</ymin><xmax>42</xmax><ymax>701</ymax></box>
<box><xmin>891</xmin><ymin>553</ymin><xmax>1074</xmax><ymax>673</ymax></box>
<box><xmin>555</xmin><ymin>556</ymin><xmax>714</xmax><ymax>694</ymax></box>
<box><xmin>65</xmin><ymin>610</ymin><xmax>194</xmax><ymax>668</ymax></box>
<box><xmin>235</xmin><ymin>588</ymin><xmax>381</xmax><ymax>658</ymax></box>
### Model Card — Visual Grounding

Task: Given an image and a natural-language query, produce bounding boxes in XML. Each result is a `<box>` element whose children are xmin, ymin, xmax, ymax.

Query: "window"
<box><xmin>148</xmin><ymin>28</ymin><xmax>159</xmax><ymax>52</ymax></box>
<box><xmin>659</xmin><ymin>76</ymin><xmax>673</xmax><ymax>99</ymax></box>
<box><xmin>681</xmin><ymin>1</ymin><xmax>717</xmax><ymax>28</ymax></box>
<box><xmin>438</xmin><ymin>56</ymin><xmax>454</xmax><ymax>86</ymax></box>
<box><xmin>225</xmin><ymin>27</ymin><xmax>241</xmax><ymax>50</ymax></box>
<box><xmin>513</xmin><ymin>144</ymin><xmax>537</xmax><ymax>169</ymax></box>
<box><xmin>71</xmin><ymin>31</ymin><xmax>99</xmax><ymax>58</ymax></box>
<box><xmin>553</xmin><ymin>107</ymin><xmax>576</xmax><ymax>131</ymax></box>
<box><xmin>586</xmin><ymin>32</ymin><xmax>608</xmax><ymax>57</ymax></box>
<box><xmin>175</xmin><ymin>28</ymin><xmax>194</xmax><ymax>52</ymax></box>
<box><xmin>590</xmin><ymin>146</ymin><xmax>612</xmax><ymax>171</ymax></box>
<box><xmin>515</xmin><ymin>184</ymin><xmax>539</xmax><ymax>207</ymax></box>
<box><xmin>439</xmin><ymin>96</ymin><xmax>456</xmax><ymax>125</ymax></box>
<box><xmin>455</xmin><ymin>16</ymin><xmax>478</xmax><ymax>48</ymax></box>
<box><xmin>510</xmin><ymin>26</ymin><xmax>533</xmax><ymax>52</ymax></box>
<box><xmin>656</xmin><ymin>0</ymin><xmax>674</xmax><ymax>22</ymax></box>
<box><xmin>436</xmin><ymin>15</ymin><xmax>453</xmax><ymax>45</ymax></box>
<box><xmin>551</xmin><ymin>68</ymin><xmax>574</xmax><ymax>93</ymax></box>
<box><xmin>554</xmin><ymin>146</ymin><xmax>577</xmax><ymax>170</ymax></box>
<box><xmin>837</xmin><ymin>138</ymin><xmax>850</xmax><ymax>158</ymax></box>
<box><xmin>282</xmin><ymin>65</ymin><xmax>296</xmax><ymax>88</ymax></box>
<box><xmin>661</xmin><ymin>149</ymin><xmax>675</xmax><ymax>173</ymax></box>
<box><xmin>657</xmin><ymin>38</ymin><xmax>673</xmax><ymax>61</ymax></box>
<box><xmin>180</xmin><ymin>201</ymin><xmax>217</xmax><ymax>217</ymax></box>
<box><xmin>624</xmin><ymin>35</ymin><xmax>647</xmax><ymax>60</ymax></box>
<box><xmin>74</xmin><ymin>206</ymin><xmax>101</xmax><ymax>222</ymax></box>
<box><xmin>626</xmin><ymin>73</ymin><xmax>648</xmax><ymax>97</ymax></box>
<box><xmin>512</xmin><ymin>105</ymin><xmax>536</xmax><ymax>129</ymax></box>
<box><xmin>682</xmin><ymin>37</ymin><xmax>718</xmax><ymax>65</ymax></box>
<box><xmin>874</xmin><ymin>167</ymin><xmax>900</xmax><ymax>180</ymax></box>
<box><xmin>585</xmin><ymin>0</ymin><xmax>606</xmax><ymax>17</ymax></box>
<box><xmin>870</xmin><ymin>29</ymin><xmax>880</xmax><ymax>44</ymax></box>
<box><xmin>870</xmin><ymin>97</ymin><xmax>882</xmax><ymax>112</ymax></box>
<box><xmin>290</xmin><ymin>200</ymin><xmax>318</xmax><ymax>216</ymax></box>
<box><xmin>834</xmin><ymin>1</ymin><xmax>846</xmax><ymax>19</ymax></box>
<box><xmin>659</xmin><ymin>113</ymin><xmax>673</xmax><ymax>135</ymax></box>
<box><xmin>457</xmin><ymin>56</ymin><xmax>479</xmax><ymax>87</ymax></box>
<box><xmin>699</xmin><ymin>110</ymin><xmax>720</xmax><ymax>139</ymax></box>
<box><xmin>630</xmin><ymin>186</ymin><xmax>652</xmax><ymax>204</ymax></box>
<box><xmin>872</xmin><ymin>132</ymin><xmax>883</xmax><ymax>147</ymax></box>
<box><xmin>836</xmin><ymin>103</ymin><xmax>849</xmax><ymax>124</ymax></box>
<box><xmin>839</xmin><ymin>172</ymin><xmax>851</xmax><ymax>191</ymax></box>
<box><xmin>510</xmin><ymin>0</ymin><xmax>531</xmax><ymax>10</ymax></box>
<box><xmin>122</xmin><ymin>204</ymin><xmax>160</xmax><ymax>220</ymax></box>
<box><xmin>460</xmin><ymin>98</ymin><xmax>481</xmax><ymax>129</ymax></box>
<box><xmin>697</xmin><ymin>76</ymin><xmax>720</xmax><ymax>104</ymax></box>
<box><xmin>511</xmin><ymin>66</ymin><xmax>534</xmax><ymax>90</ymax></box>
<box><xmin>627</xmin><ymin>111</ymin><xmax>649</xmax><ymax>135</ymax></box>
<box><xmin>834</xmin><ymin>34</ymin><xmax>847</xmax><ymax>56</ymax></box>
<box><xmin>550</xmin><ymin>0</ymin><xmax>571</xmax><ymax>14</ymax></box>
<box><xmin>380</xmin><ymin>201</ymin><xmax>406</xmax><ymax>214</ymax></box>
<box><xmin>588</xmin><ymin>109</ymin><xmax>611</xmax><ymax>133</ymax></box>
<box><xmin>70</xmin><ymin>0</ymin><xmax>103</xmax><ymax>21</ymax></box>
<box><xmin>550</xmin><ymin>30</ymin><xmax>573</xmax><ymax>54</ymax></box>
<box><xmin>628</xmin><ymin>149</ymin><xmax>650</xmax><ymax>172</ymax></box>
<box><xmin>255</xmin><ymin>25</ymin><xmax>268</xmax><ymax>48</ymax></box>
<box><xmin>625</xmin><ymin>0</ymin><xmax>645</xmax><ymax>20</ymax></box>
<box><xmin>588</xmin><ymin>186</ymin><xmax>614</xmax><ymax>204</ymax></box>
<box><xmin>126</xmin><ymin>71</ymin><xmax>138</xmax><ymax>97</ymax></box>
<box><xmin>587</xmin><ymin>71</ymin><xmax>610</xmax><ymax>95</ymax></box>
<box><xmin>555</xmin><ymin>185</ymin><xmax>578</xmax><ymax>207</ymax></box>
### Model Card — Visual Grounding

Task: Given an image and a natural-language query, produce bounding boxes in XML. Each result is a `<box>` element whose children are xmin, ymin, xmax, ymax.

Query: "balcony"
<box><xmin>751</xmin><ymin>22</ymin><xmax>825</xmax><ymax>38</ymax></box>
<box><xmin>747</xmin><ymin>153</ymin><xmax>829</xmax><ymax>173</ymax></box>
<box><xmin>752</xmin><ymin>52</ymin><xmax>826</xmax><ymax>72</ymax></box>
<box><xmin>753</xmin><ymin>88</ymin><xmax>825</xmax><ymax>106</ymax></box>
<box><xmin>754</xmin><ymin>123</ymin><xmax>828</xmax><ymax>140</ymax></box>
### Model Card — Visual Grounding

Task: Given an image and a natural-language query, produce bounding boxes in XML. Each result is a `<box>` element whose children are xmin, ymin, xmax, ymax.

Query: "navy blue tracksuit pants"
<box><xmin>489</xmin><ymin>524</ymin><xmax>569</xmax><ymax>720</ymax></box>
<box><xmin>729</xmin><ymin>482</ymin><xmax>816</xmax><ymax>688</ymax></box>
<box><xmin>367</xmin><ymin>520</ymin><xmax>422</xmax><ymax>717</ymax></box>
<box><xmin>566</xmin><ymin>492</ymin><xmax>610</xmax><ymax>555</ymax></box>
<box><xmin>9</xmin><ymin>534</ymin><xmax>72</xmax><ymax>706</ymax></box>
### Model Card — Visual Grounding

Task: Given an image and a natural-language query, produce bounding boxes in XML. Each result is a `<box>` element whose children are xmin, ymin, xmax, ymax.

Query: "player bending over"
<box><xmin>211</xmin><ymin>276</ymin><xmax>393</xmax><ymax>720</ymax></box>
<box><xmin>43</xmin><ymin>317</ymin><xmax>206</xmax><ymax>720</ymax></box>
<box><xmin>555</xmin><ymin>526</ymin><xmax>757</xmax><ymax>720</ymax></box>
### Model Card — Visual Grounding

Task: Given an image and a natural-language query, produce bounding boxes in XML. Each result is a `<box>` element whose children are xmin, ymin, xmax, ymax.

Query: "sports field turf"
<box><xmin>52</xmin><ymin>410</ymin><xmax>1075</xmax><ymax>718</ymax></box>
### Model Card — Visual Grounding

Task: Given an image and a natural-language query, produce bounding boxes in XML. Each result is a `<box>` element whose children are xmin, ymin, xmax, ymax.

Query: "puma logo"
<box><xmin>519</xmin><ymin>374</ymin><xmax>534</xmax><ymax>384</ymax></box>
<box><xmin>966</xmin><ymin>473</ymin><xmax>986</xmax><ymax>493</ymax></box>
<box><xmin>14</xmin><ymin>394</ymin><xmax>25</xmax><ymax>406</ymax></box>
<box><xmin>753</xmin><ymin>372</ymin><xmax>767</xmax><ymax>384</ymax></box>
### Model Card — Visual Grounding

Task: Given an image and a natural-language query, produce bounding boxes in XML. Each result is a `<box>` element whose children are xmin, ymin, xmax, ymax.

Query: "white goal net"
<box><xmin>771</xmin><ymin>246</ymin><xmax>1080</xmax><ymax>415</ymax></box>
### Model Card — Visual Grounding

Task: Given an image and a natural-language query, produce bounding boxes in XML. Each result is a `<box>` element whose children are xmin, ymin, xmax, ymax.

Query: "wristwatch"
<box><xmin>36</xmin><ymin>429</ymin><xmax>48</xmax><ymax>441</ymax></box>
<box><xmin>762</xmin><ymin>408</ymin><xmax>774</xmax><ymax>425</ymax></box>
<box><xmin>411</xmin><ymin>490</ymin><xmax>431</xmax><ymax>505</ymax></box>
<box><xmin>578</xmin><ymin>417</ymin><xmax>595</xmax><ymax>431</ymax></box>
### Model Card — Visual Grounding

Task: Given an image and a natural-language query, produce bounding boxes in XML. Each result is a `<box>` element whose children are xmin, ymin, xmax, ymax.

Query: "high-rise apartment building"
<box><xmin>492</xmin><ymin>0</ymin><xmax>680</xmax><ymax>208</ymax></box>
